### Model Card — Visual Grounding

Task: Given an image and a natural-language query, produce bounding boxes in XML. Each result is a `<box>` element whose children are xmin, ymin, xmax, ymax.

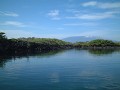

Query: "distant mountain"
<box><xmin>62</xmin><ymin>36</ymin><xmax>99</xmax><ymax>43</ymax></box>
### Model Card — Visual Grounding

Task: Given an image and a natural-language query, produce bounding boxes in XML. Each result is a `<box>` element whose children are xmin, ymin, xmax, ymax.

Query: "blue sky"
<box><xmin>0</xmin><ymin>0</ymin><xmax>120</xmax><ymax>40</ymax></box>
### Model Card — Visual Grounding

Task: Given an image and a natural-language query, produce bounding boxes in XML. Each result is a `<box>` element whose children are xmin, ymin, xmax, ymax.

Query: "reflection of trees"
<box><xmin>88</xmin><ymin>49</ymin><xmax>120</xmax><ymax>56</ymax></box>
<box><xmin>0</xmin><ymin>50</ymin><xmax>65</xmax><ymax>68</ymax></box>
<box><xmin>0</xmin><ymin>55</ymin><xmax>12</xmax><ymax>67</ymax></box>
<box><xmin>1</xmin><ymin>48</ymin><xmax>120</xmax><ymax>68</ymax></box>
<box><xmin>35</xmin><ymin>50</ymin><xmax>64</xmax><ymax>58</ymax></box>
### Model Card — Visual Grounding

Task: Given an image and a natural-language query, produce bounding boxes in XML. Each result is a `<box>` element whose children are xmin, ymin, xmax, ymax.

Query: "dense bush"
<box><xmin>88</xmin><ymin>39</ymin><xmax>117</xmax><ymax>47</ymax></box>
<box><xmin>74</xmin><ymin>39</ymin><xmax>120</xmax><ymax>48</ymax></box>
<box><xmin>18</xmin><ymin>37</ymin><xmax>71</xmax><ymax>46</ymax></box>
<box><xmin>0</xmin><ymin>32</ymin><xmax>72</xmax><ymax>54</ymax></box>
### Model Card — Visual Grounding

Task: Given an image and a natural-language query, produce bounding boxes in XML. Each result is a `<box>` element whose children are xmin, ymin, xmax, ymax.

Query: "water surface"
<box><xmin>0</xmin><ymin>49</ymin><xmax>120</xmax><ymax>90</ymax></box>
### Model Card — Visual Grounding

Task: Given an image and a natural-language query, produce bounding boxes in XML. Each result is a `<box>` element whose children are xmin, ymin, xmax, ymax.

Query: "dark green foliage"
<box><xmin>0</xmin><ymin>32</ymin><xmax>73</xmax><ymax>54</ymax></box>
<box><xmin>0</xmin><ymin>32</ymin><xmax>120</xmax><ymax>55</ymax></box>
<box><xmin>0</xmin><ymin>32</ymin><xmax>7</xmax><ymax>39</ymax></box>
<box><xmin>88</xmin><ymin>39</ymin><xmax>117</xmax><ymax>47</ymax></box>
<box><xmin>74</xmin><ymin>39</ymin><xmax>120</xmax><ymax>48</ymax></box>
<box><xmin>74</xmin><ymin>42</ymin><xmax>89</xmax><ymax>48</ymax></box>
<box><xmin>18</xmin><ymin>37</ymin><xmax>71</xmax><ymax>46</ymax></box>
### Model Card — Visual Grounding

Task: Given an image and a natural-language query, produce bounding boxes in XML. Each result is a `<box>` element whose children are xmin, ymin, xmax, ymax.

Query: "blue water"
<box><xmin>0</xmin><ymin>49</ymin><xmax>120</xmax><ymax>90</ymax></box>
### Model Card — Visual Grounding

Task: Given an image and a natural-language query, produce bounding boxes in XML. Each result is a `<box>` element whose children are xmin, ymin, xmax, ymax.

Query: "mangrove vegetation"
<box><xmin>0</xmin><ymin>32</ymin><xmax>72</xmax><ymax>54</ymax></box>
<box><xmin>74</xmin><ymin>39</ymin><xmax>120</xmax><ymax>49</ymax></box>
<box><xmin>0</xmin><ymin>32</ymin><xmax>120</xmax><ymax>55</ymax></box>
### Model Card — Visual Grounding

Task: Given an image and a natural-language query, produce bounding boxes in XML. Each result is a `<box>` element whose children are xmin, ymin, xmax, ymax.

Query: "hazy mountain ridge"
<box><xmin>63</xmin><ymin>36</ymin><xmax>99</xmax><ymax>43</ymax></box>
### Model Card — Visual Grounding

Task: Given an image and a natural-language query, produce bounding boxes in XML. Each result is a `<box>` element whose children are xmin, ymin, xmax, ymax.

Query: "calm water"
<box><xmin>0</xmin><ymin>49</ymin><xmax>120</xmax><ymax>90</ymax></box>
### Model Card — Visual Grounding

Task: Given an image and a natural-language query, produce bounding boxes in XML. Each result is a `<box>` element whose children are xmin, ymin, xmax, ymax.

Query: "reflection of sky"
<box><xmin>78</xmin><ymin>70</ymin><xmax>120</xmax><ymax>89</ymax></box>
<box><xmin>49</xmin><ymin>72</ymin><xmax>60</xmax><ymax>83</ymax></box>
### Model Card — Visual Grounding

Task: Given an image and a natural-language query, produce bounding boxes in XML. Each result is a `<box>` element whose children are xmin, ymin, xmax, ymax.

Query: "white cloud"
<box><xmin>66</xmin><ymin>9</ymin><xmax>89</xmax><ymax>14</ymax></box>
<box><xmin>48</xmin><ymin>10</ymin><xmax>59</xmax><ymax>16</ymax></box>
<box><xmin>75</xmin><ymin>13</ymin><xmax>112</xmax><ymax>20</ymax></box>
<box><xmin>51</xmin><ymin>17</ymin><xmax>61</xmax><ymax>20</ymax></box>
<box><xmin>47</xmin><ymin>10</ymin><xmax>61</xmax><ymax>20</ymax></box>
<box><xmin>82</xmin><ymin>1</ymin><xmax>97</xmax><ymax>7</ymax></box>
<box><xmin>56</xmin><ymin>28</ymin><xmax>64</xmax><ymax>30</ymax></box>
<box><xmin>0</xmin><ymin>21</ymin><xmax>26</xmax><ymax>27</ymax></box>
<box><xmin>0</xmin><ymin>11</ymin><xmax>19</xmax><ymax>17</ymax></box>
<box><xmin>82</xmin><ymin>1</ymin><xmax>120</xmax><ymax>9</ymax></box>
<box><xmin>64</xmin><ymin>22</ymin><xmax>98</xmax><ymax>26</ymax></box>
<box><xmin>66</xmin><ymin>11</ymin><xmax>118</xmax><ymax>20</ymax></box>
<box><xmin>99</xmin><ymin>3</ymin><xmax>120</xmax><ymax>9</ymax></box>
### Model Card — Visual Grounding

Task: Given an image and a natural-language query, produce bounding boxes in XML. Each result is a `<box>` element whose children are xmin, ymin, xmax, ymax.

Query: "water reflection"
<box><xmin>0</xmin><ymin>49</ymin><xmax>120</xmax><ymax>90</ymax></box>
<box><xmin>0</xmin><ymin>50</ymin><xmax>65</xmax><ymax>68</ymax></box>
<box><xmin>88</xmin><ymin>49</ymin><xmax>120</xmax><ymax>56</ymax></box>
<box><xmin>49</xmin><ymin>72</ymin><xmax>60</xmax><ymax>83</ymax></box>
<box><xmin>0</xmin><ymin>49</ymin><xmax>120</xmax><ymax>68</ymax></box>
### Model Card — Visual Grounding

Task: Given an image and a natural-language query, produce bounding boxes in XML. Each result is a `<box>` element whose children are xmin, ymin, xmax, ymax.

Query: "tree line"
<box><xmin>0</xmin><ymin>32</ymin><xmax>120</xmax><ymax>54</ymax></box>
<box><xmin>74</xmin><ymin>39</ymin><xmax>120</xmax><ymax>48</ymax></box>
<box><xmin>0</xmin><ymin>32</ymin><xmax>72</xmax><ymax>54</ymax></box>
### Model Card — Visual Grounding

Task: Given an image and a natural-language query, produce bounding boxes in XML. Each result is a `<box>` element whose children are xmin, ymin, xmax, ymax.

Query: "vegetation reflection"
<box><xmin>0</xmin><ymin>50</ymin><xmax>65</xmax><ymax>68</ymax></box>
<box><xmin>88</xmin><ymin>49</ymin><xmax>120</xmax><ymax>56</ymax></box>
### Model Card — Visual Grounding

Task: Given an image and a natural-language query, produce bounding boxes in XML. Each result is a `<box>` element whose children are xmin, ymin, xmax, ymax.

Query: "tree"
<box><xmin>0</xmin><ymin>32</ymin><xmax>6</xmax><ymax>39</ymax></box>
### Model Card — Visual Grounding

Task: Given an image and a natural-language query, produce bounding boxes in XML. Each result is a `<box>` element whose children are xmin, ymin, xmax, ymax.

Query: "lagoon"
<box><xmin>0</xmin><ymin>49</ymin><xmax>120</xmax><ymax>90</ymax></box>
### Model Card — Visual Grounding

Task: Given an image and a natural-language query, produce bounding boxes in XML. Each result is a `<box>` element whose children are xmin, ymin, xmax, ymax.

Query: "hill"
<box><xmin>63</xmin><ymin>36</ymin><xmax>98</xmax><ymax>43</ymax></box>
